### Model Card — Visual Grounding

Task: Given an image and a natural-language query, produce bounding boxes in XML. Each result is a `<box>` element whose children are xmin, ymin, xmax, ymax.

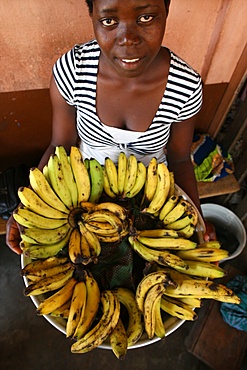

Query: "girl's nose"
<box><xmin>117</xmin><ymin>24</ymin><xmax>141</xmax><ymax>46</ymax></box>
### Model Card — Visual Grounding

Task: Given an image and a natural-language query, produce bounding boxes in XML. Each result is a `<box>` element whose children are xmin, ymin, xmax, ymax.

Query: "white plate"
<box><xmin>21</xmin><ymin>186</ymin><xmax>205</xmax><ymax>349</ymax></box>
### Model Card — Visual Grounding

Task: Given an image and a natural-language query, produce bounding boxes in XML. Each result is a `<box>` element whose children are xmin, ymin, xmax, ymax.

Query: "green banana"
<box><xmin>88</xmin><ymin>158</ymin><xmax>104</xmax><ymax>203</ymax></box>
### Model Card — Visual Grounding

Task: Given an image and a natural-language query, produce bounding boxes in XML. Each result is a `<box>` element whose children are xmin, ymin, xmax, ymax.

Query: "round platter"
<box><xmin>20</xmin><ymin>185</ymin><xmax>205</xmax><ymax>350</ymax></box>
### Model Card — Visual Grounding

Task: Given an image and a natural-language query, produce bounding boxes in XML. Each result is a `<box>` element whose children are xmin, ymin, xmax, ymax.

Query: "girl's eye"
<box><xmin>138</xmin><ymin>15</ymin><xmax>154</xmax><ymax>23</ymax></box>
<box><xmin>101</xmin><ymin>18</ymin><xmax>118</xmax><ymax>27</ymax></box>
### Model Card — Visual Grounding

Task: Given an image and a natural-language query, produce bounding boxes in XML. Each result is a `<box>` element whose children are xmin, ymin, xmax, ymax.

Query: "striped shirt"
<box><xmin>53</xmin><ymin>39</ymin><xmax>202</xmax><ymax>165</ymax></box>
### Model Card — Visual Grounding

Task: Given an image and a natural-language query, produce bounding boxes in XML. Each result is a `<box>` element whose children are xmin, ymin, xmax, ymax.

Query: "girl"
<box><xmin>6</xmin><ymin>0</ymin><xmax>214</xmax><ymax>254</ymax></box>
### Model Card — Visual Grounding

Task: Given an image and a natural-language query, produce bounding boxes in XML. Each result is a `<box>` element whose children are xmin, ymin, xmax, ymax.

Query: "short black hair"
<box><xmin>85</xmin><ymin>0</ymin><xmax>170</xmax><ymax>14</ymax></box>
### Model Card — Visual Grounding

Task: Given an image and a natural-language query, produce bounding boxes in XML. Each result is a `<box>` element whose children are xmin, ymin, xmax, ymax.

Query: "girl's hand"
<box><xmin>6</xmin><ymin>214</ymin><xmax>22</xmax><ymax>255</ymax></box>
<box><xmin>203</xmin><ymin>220</ymin><xmax>217</xmax><ymax>241</ymax></box>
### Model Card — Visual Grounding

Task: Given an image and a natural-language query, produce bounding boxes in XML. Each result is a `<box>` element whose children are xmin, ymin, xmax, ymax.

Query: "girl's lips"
<box><xmin>121</xmin><ymin>58</ymin><xmax>140</xmax><ymax>63</ymax></box>
<box><xmin>118</xmin><ymin>57</ymin><xmax>143</xmax><ymax>70</ymax></box>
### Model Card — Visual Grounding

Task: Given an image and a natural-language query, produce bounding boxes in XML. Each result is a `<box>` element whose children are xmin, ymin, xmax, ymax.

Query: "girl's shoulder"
<box><xmin>72</xmin><ymin>39</ymin><xmax>100</xmax><ymax>59</ymax></box>
<box><xmin>167</xmin><ymin>48</ymin><xmax>201</xmax><ymax>79</ymax></box>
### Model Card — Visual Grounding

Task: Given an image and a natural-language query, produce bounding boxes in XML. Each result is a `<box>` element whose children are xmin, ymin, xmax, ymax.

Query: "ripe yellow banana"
<box><xmin>47</xmin><ymin>154</ymin><xmax>73</xmax><ymax>209</ymax></box>
<box><xmin>154</xmin><ymin>297</ymin><xmax>166</xmax><ymax>338</ymax></box>
<box><xmin>144</xmin><ymin>282</ymin><xmax>166</xmax><ymax>339</ymax></box>
<box><xmin>20</xmin><ymin>223</ymin><xmax>71</xmax><ymax>245</ymax></box>
<box><xmin>80</xmin><ymin>234</ymin><xmax>93</xmax><ymax>264</ymax></box>
<box><xmin>79</xmin><ymin>201</ymin><xmax>95</xmax><ymax>212</ymax></box>
<box><xmin>164</xmin><ymin>278</ymin><xmax>241</xmax><ymax>304</ymax></box>
<box><xmin>166</xmin><ymin>214</ymin><xmax>194</xmax><ymax>230</ymax></box>
<box><xmin>182</xmin><ymin>200</ymin><xmax>198</xmax><ymax>226</ymax></box>
<box><xmin>142</xmin><ymin>162</ymin><xmax>170</xmax><ymax>214</ymax></box>
<box><xmin>68</xmin><ymin>228</ymin><xmax>84</xmax><ymax>264</ymax></box>
<box><xmin>49</xmin><ymin>300</ymin><xmax>71</xmax><ymax>318</ymax></box>
<box><xmin>21</xmin><ymin>229</ymin><xmax>72</xmax><ymax>259</ymax></box>
<box><xmin>78</xmin><ymin>221</ymin><xmax>101</xmax><ymax>262</ymax></box>
<box><xmin>55</xmin><ymin>145</ymin><xmax>78</xmax><ymax>207</ymax></box>
<box><xmin>160</xmin><ymin>296</ymin><xmax>198</xmax><ymax>321</ymax></box>
<box><xmin>177</xmin><ymin>223</ymin><xmax>196</xmax><ymax>239</ymax></box>
<box><xmin>135</xmin><ymin>271</ymin><xmax>176</xmax><ymax>313</ymax></box>
<box><xmin>123</xmin><ymin>154</ymin><xmax>138</xmax><ymax>196</ymax></box>
<box><xmin>36</xmin><ymin>277</ymin><xmax>77</xmax><ymax>315</ymax></box>
<box><xmin>128</xmin><ymin>236</ymin><xmax>188</xmax><ymax>270</ymax></box>
<box><xmin>136</xmin><ymin>236</ymin><xmax>197</xmax><ymax>251</ymax></box>
<box><xmin>112</xmin><ymin>287</ymin><xmax>143</xmax><ymax>347</ymax></box>
<box><xmin>105</xmin><ymin>157</ymin><xmax>119</xmax><ymax>195</ymax></box>
<box><xmin>21</xmin><ymin>255</ymin><xmax>69</xmax><ymax>275</ymax></box>
<box><xmin>24</xmin><ymin>267</ymin><xmax>75</xmax><ymax>296</ymax></box>
<box><xmin>141</xmin><ymin>157</ymin><xmax>158</xmax><ymax>208</ymax></box>
<box><xmin>29</xmin><ymin>167</ymin><xmax>69</xmax><ymax>213</ymax></box>
<box><xmin>162</xmin><ymin>200</ymin><xmax>187</xmax><ymax>225</ymax></box>
<box><xmin>83</xmin><ymin>210</ymin><xmax>123</xmax><ymax>233</ymax></box>
<box><xmin>22</xmin><ymin>261</ymin><xmax>72</xmax><ymax>279</ymax></box>
<box><xmin>175</xmin><ymin>297</ymin><xmax>202</xmax><ymax>308</ymax></box>
<box><xmin>42</xmin><ymin>164</ymin><xmax>50</xmax><ymax>183</ymax></box>
<box><xmin>70</xmin><ymin>146</ymin><xmax>91</xmax><ymax>203</ymax></box>
<box><xmin>198</xmin><ymin>240</ymin><xmax>221</xmax><ymax>249</ymax></box>
<box><xmin>66</xmin><ymin>280</ymin><xmax>87</xmax><ymax>338</ymax></box>
<box><xmin>125</xmin><ymin>161</ymin><xmax>146</xmax><ymax>198</ymax></box>
<box><xmin>84</xmin><ymin>222</ymin><xmax>118</xmax><ymax>236</ymax></box>
<box><xmin>18</xmin><ymin>187</ymin><xmax>68</xmax><ymax>219</ymax></box>
<box><xmin>73</xmin><ymin>272</ymin><xmax>101</xmax><ymax>339</ymax></box>
<box><xmin>88</xmin><ymin>158</ymin><xmax>104</xmax><ymax>203</ymax></box>
<box><xmin>117</xmin><ymin>151</ymin><xmax>128</xmax><ymax>195</ymax></box>
<box><xmin>102</xmin><ymin>167</ymin><xmax>117</xmax><ymax>198</ymax></box>
<box><xmin>137</xmin><ymin>228</ymin><xmax>179</xmax><ymax>238</ymax></box>
<box><xmin>109</xmin><ymin>317</ymin><xmax>128</xmax><ymax>360</ymax></box>
<box><xmin>176</xmin><ymin>247</ymin><xmax>229</xmax><ymax>262</ymax></box>
<box><xmin>175</xmin><ymin>259</ymin><xmax>227</xmax><ymax>279</ymax></box>
<box><xmin>159</xmin><ymin>195</ymin><xmax>181</xmax><ymax>221</ymax></box>
<box><xmin>168</xmin><ymin>171</ymin><xmax>175</xmax><ymax>197</ymax></box>
<box><xmin>71</xmin><ymin>290</ymin><xmax>120</xmax><ymax>353</ymax></box>
<box><xmin>90</xmin><ymin>202</ymin><xmax>128</xmax><ymax>221</ymax></box>
<box><xmin>13</xmin><ymin>206</ymin><xmax>68</xmax><ymax>230</ymax></box>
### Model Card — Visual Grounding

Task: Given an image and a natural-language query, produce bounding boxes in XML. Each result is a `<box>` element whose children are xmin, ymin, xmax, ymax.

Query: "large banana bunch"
<box><xmin>17</xmin><ymin>146</ymin><xmax>242</xmax><ymax>357</ymax></box>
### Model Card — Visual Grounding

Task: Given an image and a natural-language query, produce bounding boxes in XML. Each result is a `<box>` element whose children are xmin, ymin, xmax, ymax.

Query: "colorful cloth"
<box><xmin>191</xmin><ymin>133</ymin><xmax>234</xmax><ymax>182</ymax></box>
<box><xmin>220</xmin><ymin>275</ymin><xmax>247</xmax><ymax>332</ymax></box>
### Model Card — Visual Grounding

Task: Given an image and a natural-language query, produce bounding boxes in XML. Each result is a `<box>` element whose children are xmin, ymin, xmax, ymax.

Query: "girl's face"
<box><xmin>91</xmin><ymin>0</ymin><xmax>168</xmax><ymax>78</ymax></box>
